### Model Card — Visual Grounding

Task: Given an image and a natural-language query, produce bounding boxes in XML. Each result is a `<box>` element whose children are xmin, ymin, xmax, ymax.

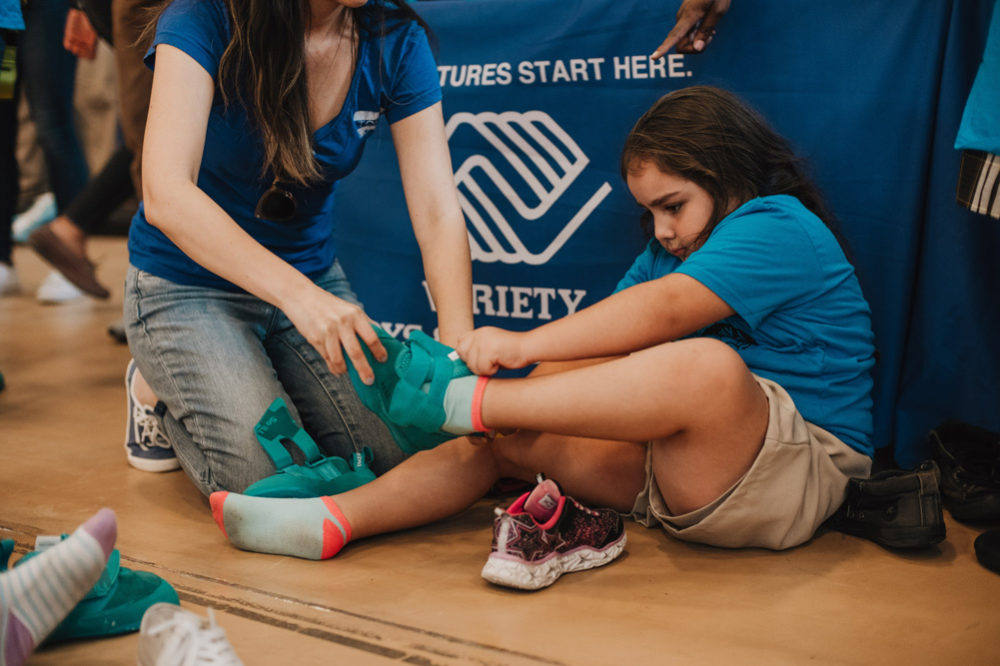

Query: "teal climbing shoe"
<box><xmin>15</xmin><ymin>538</ymin><xmax>179</xmax><ymax>642</ymax></box>
<box><xmin>345</xmin><ymin>326</ymin><xmax>474</xmax><ymax>454</ymax></box>
<box><xmin>243</xmin><ymin>398</ymin><xmax>377</xmax><ymax>498</ymax></box>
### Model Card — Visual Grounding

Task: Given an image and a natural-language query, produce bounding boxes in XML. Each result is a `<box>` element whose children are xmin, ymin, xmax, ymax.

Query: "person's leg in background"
<box><xmin>111</xmin><ymin>0</ymin><xmax>154</xmax><ymax>198</ymax></box>
<box><xmin>18</xmin><ymin>0</ymin><xmax>93</xmax><ymax>305</ymax></box>
<box><xmin>0</xmin><ymin>29</ymin><xmax>20</xmax><ymax>301</ymax></box>
<box><xmin>101</xmin><ymin>0</ymin><xmax>156</xmax><ymax>339</ymax></box>
<box><xmin>28</xmin><ymin>144</ymin><xmax>133</xmax><ymax>299</ymax></box>
<box><xmin>20</xmin><ymin>0</ymin><xmax>89</xmax><ymax>212</ymax></box>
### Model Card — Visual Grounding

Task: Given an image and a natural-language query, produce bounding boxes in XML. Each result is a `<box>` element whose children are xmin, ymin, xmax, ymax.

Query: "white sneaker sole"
<box><xmin>480</xmin><ymin>532</ymin><xmax>626</xmax><ymax>590</ymax></box>
<box><xmin>126</xmin><ymin>450</ymin><xmax>181</xmax><ymax>473</ymax></box>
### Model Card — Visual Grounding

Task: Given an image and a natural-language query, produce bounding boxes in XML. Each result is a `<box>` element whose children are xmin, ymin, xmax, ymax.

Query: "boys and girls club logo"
<box><xmin>445</xmin><ymin>110</ymin><xmax>612</xmax><ymax>266</ymax></box>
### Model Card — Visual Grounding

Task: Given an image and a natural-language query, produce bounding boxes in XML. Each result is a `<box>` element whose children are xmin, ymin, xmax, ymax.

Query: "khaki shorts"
<box><xmin>628</xmin><ymin>375</ymin><xmax>872</xmax><ymax>550</ymax></box>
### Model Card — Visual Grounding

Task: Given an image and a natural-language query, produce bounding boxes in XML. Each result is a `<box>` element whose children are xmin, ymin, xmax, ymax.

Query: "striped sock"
<box><xmin>0</xmin><ymin>509</ymin><xmax>116</xmax><ymax>666</ymax></box>
<box><xmin>210</xmin><ymin>492</ymin><xmax>351</xmax><ymax>560</ymax></box>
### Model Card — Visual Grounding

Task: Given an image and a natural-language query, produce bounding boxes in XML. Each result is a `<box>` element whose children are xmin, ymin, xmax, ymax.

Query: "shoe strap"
<box><xmin>253</xmin><ymin>398</ymin><xmax>324</xmax><ymax>469</ymax></box>
<box><xmin>389</xmin><ymin>332</ymin><xmax>470</xmax><ymax>431</ymax></box>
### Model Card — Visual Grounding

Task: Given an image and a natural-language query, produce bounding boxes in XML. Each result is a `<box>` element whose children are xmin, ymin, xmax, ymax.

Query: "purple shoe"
<box><xmin>481</xmin><ymin>475</ymin><xmax>626</xmax><ymax>590</ymax></box>
<box><xmin>124</xmin><ymin>360</ymin><xmax>180</xmax><ymax>472</ymax></box>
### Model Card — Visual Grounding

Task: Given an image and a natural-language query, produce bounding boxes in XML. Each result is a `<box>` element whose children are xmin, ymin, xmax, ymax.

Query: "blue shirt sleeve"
<box><xmin>145</xmin><ymin>0</ymin><xmax>230</xmax><ymax>79</ymax></box>
<box><xmin>381</xmin><ymin>22</ymin><xmax>443</xmax><ymax>123</ymax></box>
<box><xmin>613</xmin><ymin>239</ymin><xmax>681</xmax><ymax>293</ymax></box>
<box><xmin>675</xmin><ymin>198</ymin><xmax>826</xmax><ymax>330</ymax></box>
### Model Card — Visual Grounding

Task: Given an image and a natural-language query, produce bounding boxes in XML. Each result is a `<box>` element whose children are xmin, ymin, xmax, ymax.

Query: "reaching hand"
<box><xmin>63</xmin><ymin>8</ymin><xmax>98</xmax><ymax>60</ymax></box>
<box><xmin>652</xmin><ymin>0</ymin><xmax>731</xmax><ymax>59</ymax></box>
<box><xmin>284</xmin><ymin>288</ymin><xmax>387</xmax><ymax>385</ymax></box>
<box><xmin>456</xmin><ymin>326</ymin><xmax>534</xmax><ymax>376</ymax></box>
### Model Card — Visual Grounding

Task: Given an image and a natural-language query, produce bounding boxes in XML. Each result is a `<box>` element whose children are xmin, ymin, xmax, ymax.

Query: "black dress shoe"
<box><xmin>974</xmin><ymin>529</ymin><xmax>1000</xmax><ymax>575</ymax></box>
<box><xmin>825</xmin><ymin>460</ymin><xmax>946</xmax><ymax>548</ymax></box>
<box><xmin>928</xmin><ymin>420</ymin><xmax>1000</xmax><ymax>522</ymax></box>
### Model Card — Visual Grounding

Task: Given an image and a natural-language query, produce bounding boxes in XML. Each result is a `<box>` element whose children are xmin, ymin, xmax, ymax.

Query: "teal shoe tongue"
<box><xmin>524</xmin><ymin>479</ymin><xmax>562</xmax><ymax>522</ymax></box>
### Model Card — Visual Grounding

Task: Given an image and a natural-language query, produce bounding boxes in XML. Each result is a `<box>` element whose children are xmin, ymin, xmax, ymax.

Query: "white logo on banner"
<box><xmin>445</xmin><ymin>111</ymin><xmax>612</xmax><ymax>265</ymax></box>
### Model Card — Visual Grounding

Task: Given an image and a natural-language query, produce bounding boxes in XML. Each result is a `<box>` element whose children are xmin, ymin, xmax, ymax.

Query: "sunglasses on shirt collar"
<box><xmin>254</xmin><ymin>179</ymin><xmax>296</xmax><ymax>222</ymax></box>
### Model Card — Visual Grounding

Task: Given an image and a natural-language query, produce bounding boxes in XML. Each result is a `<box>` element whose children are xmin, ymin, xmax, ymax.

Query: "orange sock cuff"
<box><xmin>320</xmin><ymin>496</ymin><xmax>352</xmax><ymax>559</ymax></box>
<box><xmin>471</xmin><ymin>375</ymin><xmax>490</xmax><ymax>433</ymax></box>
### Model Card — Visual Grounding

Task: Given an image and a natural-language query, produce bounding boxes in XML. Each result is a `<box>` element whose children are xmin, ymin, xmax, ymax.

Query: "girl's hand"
<box><xmin>283</xmin><ymin>288</ymin><xmax>387</xmax><ymax>385</ymax></box>
<box><xmin>456</xmin><ymin>327</ymin><xmax>533</xmax><ymax>376</ymax></box>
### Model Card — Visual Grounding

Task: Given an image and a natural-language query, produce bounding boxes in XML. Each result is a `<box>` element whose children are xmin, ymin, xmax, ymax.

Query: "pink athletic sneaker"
<box><xmin>481</xmin><ymin>476</ymin><xmax>626</xmax><ymax>590</ymax></box>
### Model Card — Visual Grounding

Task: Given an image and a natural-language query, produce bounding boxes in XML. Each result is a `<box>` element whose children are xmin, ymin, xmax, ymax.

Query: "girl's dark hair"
<box><xmin>144</xmin><ymin>0</ymin><xmax>432</xmax><ymax>186</ymax></box>
<box><xmin>620</xmin><ymin>86</ymin><xmax>840</xmax><ymax>247</ymax></box>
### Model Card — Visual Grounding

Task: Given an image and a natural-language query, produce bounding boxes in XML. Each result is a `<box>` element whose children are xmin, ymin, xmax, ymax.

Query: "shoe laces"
<box><xmin>133</xmin><ymin>404</ymin><xmax>172</xmax><ymax>450</ymax></box>
<box><xmin>145</xmin><ymin>608</ymin><xmax>242</xmax><ymax>666</ymax></box>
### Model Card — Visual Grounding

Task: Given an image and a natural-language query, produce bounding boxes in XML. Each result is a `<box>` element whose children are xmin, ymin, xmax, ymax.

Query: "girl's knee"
<box><xmin>663</xmin><ymin>337</ymin><xmax>754</xmax><ymax>394</ymax></box>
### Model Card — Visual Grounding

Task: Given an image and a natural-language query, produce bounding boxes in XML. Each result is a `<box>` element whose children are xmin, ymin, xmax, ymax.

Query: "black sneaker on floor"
<box><xmin>974</xmin><ymin>529</ymin><xmax>1000</xmax><ymax>575</ymax></box>
<box><xmin>928</xmin><ymin>420</ymin><xmax>1000</xmax><ymax>522</ymax></box>
<box><xmin>825</xmin><ymin>460</ymin><xmax>946</xmax><ymax>548</ymax></box>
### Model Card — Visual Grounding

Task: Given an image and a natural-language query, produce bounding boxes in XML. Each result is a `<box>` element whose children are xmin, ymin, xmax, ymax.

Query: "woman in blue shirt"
<box><xmin>123</xmin><ymin>0</ymin><xmax>473</xmax><ymax>494</ymax></box>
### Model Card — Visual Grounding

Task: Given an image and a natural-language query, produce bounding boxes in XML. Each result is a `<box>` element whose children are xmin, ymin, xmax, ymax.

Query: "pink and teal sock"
<box><xmin>440</xmin><ymin>375</ymin><xmax>490</xmax><ymax>435</ymax></box>
<box><xmin>0</xmin><ymin>508</ymin><xmax>116</xmax><ymax>666</ymax></box>
<box><xmin>210</xmin><ymin>492</ymin><xmax>352</xmax><ymax>560</ymax></box>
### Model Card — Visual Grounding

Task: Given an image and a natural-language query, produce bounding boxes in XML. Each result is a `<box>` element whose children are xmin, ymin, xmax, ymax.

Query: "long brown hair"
<box><xmin>620</xmin><ymin>86</ymin><xmax>840</xmax><ymax>248</ymax></box>
<box><xmin>145</xmin><ymin>0</ymin><xmax>432</xmax><ymax>186</ymax></box>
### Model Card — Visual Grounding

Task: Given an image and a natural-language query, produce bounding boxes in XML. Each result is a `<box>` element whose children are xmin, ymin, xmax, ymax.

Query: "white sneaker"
<box><xmin>36</xmin><ymin>270</ymin><xmax>85</xmax><ymax>304</ymax></box>
<box><xmin>138</xmin><ymin>603</ymin><xmax>243</xmax><ymax>666</ymax></box>
<box><xmin>0</xmin><ymin>262</ymin><xmax>19</xmax><ymax>295</ymax></box>
<box><xmin>12</xmin><ymin>192</ymin><xmax>57</xmax><ymax>243</ymax></box>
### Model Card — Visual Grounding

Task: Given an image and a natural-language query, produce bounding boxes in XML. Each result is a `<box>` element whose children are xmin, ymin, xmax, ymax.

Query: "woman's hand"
<box><xmin>283</xmin><ymin>288</ymin><xmax>387</xmax><ymax>385</ymax></box>
<box><xmin>456</xmin><ymin>327</ymin><xmax>534</xmax><ymax>376</ymax></box>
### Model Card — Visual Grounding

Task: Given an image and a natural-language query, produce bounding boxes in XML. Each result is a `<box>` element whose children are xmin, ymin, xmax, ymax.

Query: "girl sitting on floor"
<box><xmin>210</xmin><ymin>86</ymin><xmax>876</xmax><ymax>590</ymax></box>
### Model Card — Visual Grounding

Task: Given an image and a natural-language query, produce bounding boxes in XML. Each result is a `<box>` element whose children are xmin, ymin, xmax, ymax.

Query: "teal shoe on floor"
<box><xmin>0</xmin><ymin>539</ymin><xmax>13</xmax><ymax>569</ymax></box>
<box><xmin>13</xmin><ymin>537</ymin><xmax>179</xmax><ymax>643</ymax></box>
<box><xmin>346</xmin><ymin>326</ymin><xmax>474</xmax><ymax>454</ymax></box>
<box><xmin>244</xmin><ymin>398</ymin><xmax>376</xmax><ymax>498</ymax></box>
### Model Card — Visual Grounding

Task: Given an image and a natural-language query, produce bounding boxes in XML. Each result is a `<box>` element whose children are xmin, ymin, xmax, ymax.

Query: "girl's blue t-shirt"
<box><xmin>615</xmin><ymin>195</ymin><xmax>876</xmax><ymax>456</ymax></box>
<box><xmin>128</xmin><ymin>0</ymin><xmax>442</xmax><ymax>290</ymax></box>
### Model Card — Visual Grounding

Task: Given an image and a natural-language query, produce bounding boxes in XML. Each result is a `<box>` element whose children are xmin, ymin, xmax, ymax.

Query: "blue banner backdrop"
<box><xmin>334</xmin><ymin>0</ymin><xmax>1000</xmax><ymax>467</ymax></box>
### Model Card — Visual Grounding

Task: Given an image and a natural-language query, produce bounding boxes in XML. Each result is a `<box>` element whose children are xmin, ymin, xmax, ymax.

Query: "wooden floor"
<box><xmin>1</xmin><ymin>238</ymin><xmax>998</xmax><ymax>665</ymax></box>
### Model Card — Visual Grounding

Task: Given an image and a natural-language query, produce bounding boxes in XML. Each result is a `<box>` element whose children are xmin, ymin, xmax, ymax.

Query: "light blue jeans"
<box><xmin>124</xmin><ymin>261</ymin><xmax>408</xmax><ymax>495</ymax></box>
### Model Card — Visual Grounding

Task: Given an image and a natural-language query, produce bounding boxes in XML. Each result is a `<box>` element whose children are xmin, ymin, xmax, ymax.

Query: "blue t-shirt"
<box><xmin>955</xmin><ymin>0</ymin><xmax>1000</xmax><ymax>153</ymax></box>
<box><xmin>0</xmin><ymin>0</ymin><xmax>24</xmax><ymax>30</ymax></box>
<box><xmin>128</xmin><ymin>0</ymin><xmax>442</xmax><ymax>290</ymax></box>
<box><xmin>615</xmin><ymin>195</ymin><xmax>876</xmax><ymax>456</ymax></box>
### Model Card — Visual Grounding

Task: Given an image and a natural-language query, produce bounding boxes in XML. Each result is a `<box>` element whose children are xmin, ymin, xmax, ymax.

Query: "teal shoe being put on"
<box><xmin>243</xmin><ymin>398</ymin><xmax>376</xmax><ymax>498</ymax></box>
<box><xmin>346</xmin><ymin>326</ymin><xmax>478</xmax><ymax>454</ymax></box>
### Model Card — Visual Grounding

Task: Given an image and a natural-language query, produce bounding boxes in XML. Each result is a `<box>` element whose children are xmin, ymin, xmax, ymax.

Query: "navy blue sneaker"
<box><xmin>124</xmin><ymin>360</ymin><xmax>180</xmax><ymax>472</ymax></box>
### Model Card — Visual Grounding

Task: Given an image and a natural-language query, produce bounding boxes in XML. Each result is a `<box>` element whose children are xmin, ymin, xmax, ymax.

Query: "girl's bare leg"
<box><xmin>480</xmin><ymin>338</ymin><xmax>769</xmax><ymax>514</ymax></box>
<box><xmin>210</xmin><ymin>337</ymin><xmax>766</xmax><ymax>557</ymax></box>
